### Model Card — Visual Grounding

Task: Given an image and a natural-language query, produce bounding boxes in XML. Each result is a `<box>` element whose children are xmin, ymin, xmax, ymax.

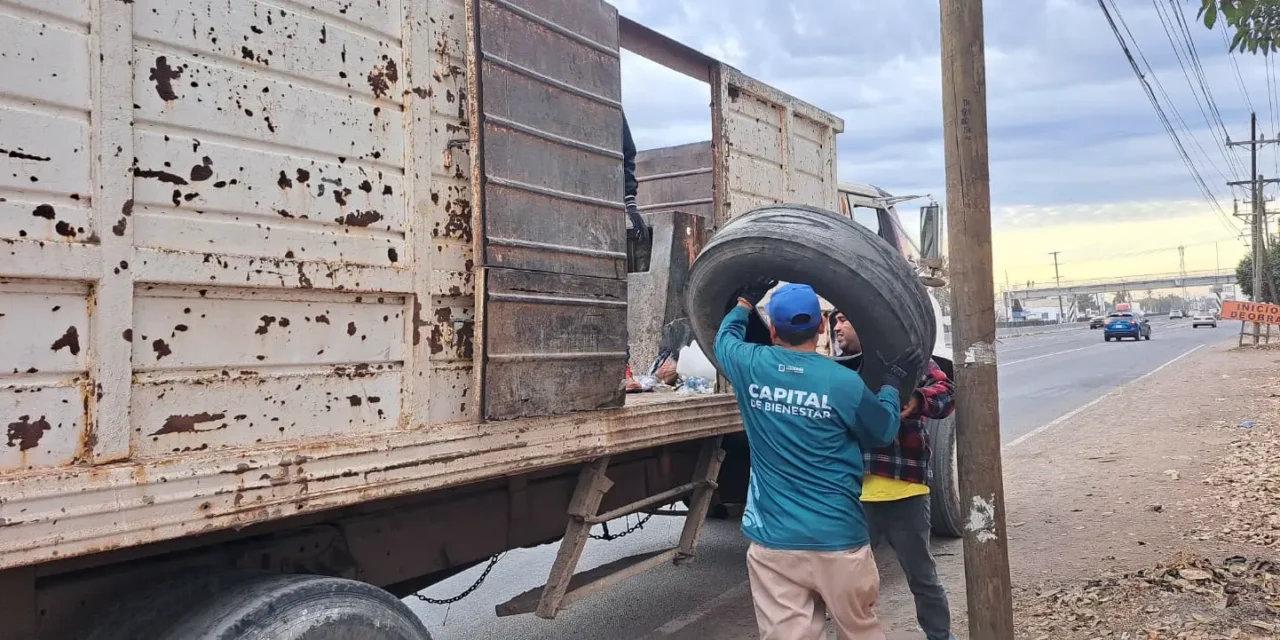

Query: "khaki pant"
<box><xmin>746</xmin><ymin>542</ymin><xmax>885</xmax><ymax>640</ymax></box>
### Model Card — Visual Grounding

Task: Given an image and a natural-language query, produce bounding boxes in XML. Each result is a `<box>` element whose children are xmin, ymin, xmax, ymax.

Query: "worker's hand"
<box><xmin>900</xmin><ymin>394</ymin><xmax>921</xmax><ymax>419</ymax></box>
<box><xmin>876</xmin><ymin>347</ymin><xmax>925</xmax><ymax>392</ymax></box>
<box><xmin>735</xmin><ymin>277</ymin><xmax>777</xmax><ymax>308</ymax></box>
<box><xmin>625</xmin><ymin>200</ymin><xmax>650</xmax><ymax>243</ymax></box>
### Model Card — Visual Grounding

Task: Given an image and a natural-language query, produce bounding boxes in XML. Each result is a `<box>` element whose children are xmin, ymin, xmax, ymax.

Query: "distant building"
<box><xmin>1023</xmin><ymin>306</ymin><xmax>1063</xmax><ymax>322</ymax></box>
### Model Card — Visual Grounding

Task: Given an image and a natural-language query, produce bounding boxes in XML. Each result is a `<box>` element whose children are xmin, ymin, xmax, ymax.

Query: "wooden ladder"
<box><xmin>494</xmin><ymin>436</ymin><xmax>725</xmax><ymax>619</ymax></box>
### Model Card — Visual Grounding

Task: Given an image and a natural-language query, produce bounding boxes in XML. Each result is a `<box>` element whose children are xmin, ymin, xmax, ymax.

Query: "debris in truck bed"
<box><xmin>1015</xmin><ymin>554</ymin><xmax>1280</xmax><ymax>639</ymax></box>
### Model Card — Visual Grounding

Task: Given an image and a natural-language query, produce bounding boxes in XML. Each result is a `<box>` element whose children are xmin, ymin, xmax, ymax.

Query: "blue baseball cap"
<box><xmin>765</xmin><ymin>283</ymin><xmax>822</xmax><ymax>332</ymax></box>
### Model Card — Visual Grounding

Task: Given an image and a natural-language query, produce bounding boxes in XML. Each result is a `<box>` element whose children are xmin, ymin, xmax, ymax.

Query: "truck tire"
<box><xmin>926</xmin><ymin>414</ymin><xmax>964</xmax><ymax>538</ymax></box>
<box><xmin>685</xmin><ymin>204</ymin><xmax>936</xmax><ymax>403</ymax></box>
<box><xmin>85</xmin><ymin>572</ymin><xmax>432</xmax><ymax>640</ymax></box>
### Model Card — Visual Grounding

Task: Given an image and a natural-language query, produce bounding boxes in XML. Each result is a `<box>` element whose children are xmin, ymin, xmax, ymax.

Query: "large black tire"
<box><xmin>685</xmin><ymin>204</ymin><xmax>936</xmax><ymax>403</ymax></box>
<box><xmin>84</xmin><ymin>572</ymin><xmax>432</xmax><ymax>640</ymax></box>
<box><xmin>926</xmin><ymin>414</ymin><xmax>964</xmax><ymax>538</ymax></box>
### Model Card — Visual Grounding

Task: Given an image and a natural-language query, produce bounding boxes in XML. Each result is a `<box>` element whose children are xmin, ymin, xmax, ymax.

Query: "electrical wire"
<box><xmin>1098</xmin><ymin>0</ymin><xmax>1242</xmax><ymax>239</ymax></box>
<box><xmin>1168</xmin><ymin>0</ymin><xmax>1244</xmax><ymax>176</ymax></box>
<box><xmin>999</xmin><ymin>236</ymin><xmax>1244</xmax><ymax>272</ymax></box>
<box><xmin>1221</xmin><ymin>27</ymin><xmax>1255</xmax><ymax>116</ymax></box>
<box><xmin>1143</xmin><ymin>0</ymin><xmax>1237</xmax><ymax>186</ymax></box>
<box><xmin>1270</xmin><ymin>55</ymin><xmax>1280</xmax><ymax>193</ymax></box>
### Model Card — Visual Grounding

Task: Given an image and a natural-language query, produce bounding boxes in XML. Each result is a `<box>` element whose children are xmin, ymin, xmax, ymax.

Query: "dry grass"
<box><xmin>1014</xmin><ymin>373</ymin><xmax>1280</xmax><ymax>639</ymax></box>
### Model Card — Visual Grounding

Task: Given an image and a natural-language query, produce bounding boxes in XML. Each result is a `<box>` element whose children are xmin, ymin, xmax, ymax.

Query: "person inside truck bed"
<box><xmin>623</xmin><ymin>113</ymin><xmax>648</xmax><ymax>243</ymax></box>
<box><xmin>831</xmin><ymin>310</ymin><xmax>958</xmax><ymax>640</ymax></box>
<box><xmin>714</xmin><ymin>280</ymin><xmax>913</xmax><ymax>640</ymax></box>
<box><xmin>621</xmin><ymin>113</ymin><xmax>651</xmax><ymax>391</ymax></box>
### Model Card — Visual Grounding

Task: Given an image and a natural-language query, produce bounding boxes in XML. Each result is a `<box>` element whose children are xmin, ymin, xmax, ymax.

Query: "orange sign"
<box><xmin>1221</xmin><ymin>300</ymin><xmax>1280</xmax><ymax>325</ymax></box>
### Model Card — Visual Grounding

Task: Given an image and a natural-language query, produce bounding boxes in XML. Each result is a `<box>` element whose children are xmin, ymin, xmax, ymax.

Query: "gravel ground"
<box><xmin>1004</xmin><ymin>341</ymin><xmax>1280</xmax><ymax>639</ymax></box>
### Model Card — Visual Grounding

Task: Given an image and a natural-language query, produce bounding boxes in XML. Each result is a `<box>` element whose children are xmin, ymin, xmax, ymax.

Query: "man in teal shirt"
<box><xmin>715</xmin><ymin>282</ymin><xmax>908</xmax><ymax>639</ymax></box>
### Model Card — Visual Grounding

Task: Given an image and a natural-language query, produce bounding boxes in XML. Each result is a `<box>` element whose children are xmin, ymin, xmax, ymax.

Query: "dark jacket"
<box><xmin>622</xmin><ymin>113</ymin><xmax>638</xmax><ymax>204</ymax></box>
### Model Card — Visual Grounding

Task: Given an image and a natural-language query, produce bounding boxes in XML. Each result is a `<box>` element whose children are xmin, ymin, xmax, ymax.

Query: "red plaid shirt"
<box><xmin>864</xmin><ymin>360</ymin><xmax>955</xmax><ymax>485</ymax></box>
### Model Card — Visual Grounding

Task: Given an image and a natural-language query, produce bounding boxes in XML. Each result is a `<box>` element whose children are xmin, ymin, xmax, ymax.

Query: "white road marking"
<box><xmin>651</xmin><ymin>579</ymin><xmax>753</xmax><ymax>636</ymax></box>
<box><xmin>1002</xmin><ymin>344</ymin><xmax>1101</xmax><ymax>365</ymax></box>
<box><xmin>999</xmin><ymin>335</ymin><xmax>1090</xmax><ymax>352</ymax></box>
<box><xmin>1003</xmin><ymin>344</ymin><xmax>1204</xmax><ymax>449</ymax></box>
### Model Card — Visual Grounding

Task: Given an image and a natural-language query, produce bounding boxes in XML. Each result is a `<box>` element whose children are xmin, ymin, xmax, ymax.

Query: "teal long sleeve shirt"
<box><xmin>714</xmin><ymin>305</ymin><xmax>901</xmax><ymax>550</ymax></box>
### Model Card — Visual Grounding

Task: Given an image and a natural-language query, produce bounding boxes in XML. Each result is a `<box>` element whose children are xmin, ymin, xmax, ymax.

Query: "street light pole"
<box><xmin>1050</xmin><ymin>251</ymin><xmax>1064</xmax><ymax>323</ymax></box>
<box><xmin>940</xmin><ymin>0</ymin><xmax>1015</xmax><ymax>637</ymax></box>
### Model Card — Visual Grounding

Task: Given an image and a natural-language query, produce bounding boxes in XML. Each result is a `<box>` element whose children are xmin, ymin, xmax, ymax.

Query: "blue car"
<box><xmin>1103</xmin><ymin>312</ymin><xmax>1151</xmax><ymax>342</ymax></box>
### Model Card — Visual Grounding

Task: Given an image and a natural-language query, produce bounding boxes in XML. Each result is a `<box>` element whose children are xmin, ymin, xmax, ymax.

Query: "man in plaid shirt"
<box><xmin>831</xmin><ymin>309</ymin><xmax>957</xmax><ymax>640</ymax></box>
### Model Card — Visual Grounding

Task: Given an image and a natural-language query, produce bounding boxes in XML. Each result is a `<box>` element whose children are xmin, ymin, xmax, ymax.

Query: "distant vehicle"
<box><xmin>1104</xmin><ymin>312</ymin><xmax>1152</xmax><ymax>341</ymax></box>
<box><xmin>1191</xmin><ymin>312</ymin><xmax>1218</xmax><ymax>328</ymax></box>
<box><xmin>1089</xmin><ymin>315</ymin><xmax>1106</xmax><ymax>329</ymax></box>
<box><xmin>1169</xmin><ymin>310</ymin><xmax>1184</xmax><ymax>319</ymax></box>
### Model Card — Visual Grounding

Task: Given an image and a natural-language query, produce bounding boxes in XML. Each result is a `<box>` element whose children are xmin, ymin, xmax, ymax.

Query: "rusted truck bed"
<box><xmin>0</xmin><ymin>392</ymin><xmax>738</xmax><ymax>571</ymax></box>
<box><xmin>0</xmin><ymin>0</ymin><xmax>839</xmax><ymax>579</ymax></box>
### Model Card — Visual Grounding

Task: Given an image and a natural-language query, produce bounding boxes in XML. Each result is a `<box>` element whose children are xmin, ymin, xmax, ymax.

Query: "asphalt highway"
<box><xmin>406</xmin><ymin>317</ymin><xmax>1235</xmax><ymax>639</ymax></box>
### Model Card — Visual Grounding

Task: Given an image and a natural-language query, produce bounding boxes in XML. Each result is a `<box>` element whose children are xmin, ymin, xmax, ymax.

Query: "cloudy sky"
<box><xmin>613</xmin><ymin>0</ymin><xmax>1272</xmax><ymax>288</ymax></box>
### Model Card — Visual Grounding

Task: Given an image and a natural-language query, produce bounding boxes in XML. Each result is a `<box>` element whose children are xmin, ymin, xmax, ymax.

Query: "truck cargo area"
<box><xmin>0</xmin><ymin>0</ymin><xmax>843</xmax><ymax>636</ymax></box>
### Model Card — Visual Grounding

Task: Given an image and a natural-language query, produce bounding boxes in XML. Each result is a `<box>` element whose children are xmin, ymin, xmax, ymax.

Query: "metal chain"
<box><xmin>589</xmin><ymin>513</ymin><xmax>653</xmax><ymax>541</ymax></box>
<box><xmin>413</xmin><ymin>553</ymin><xmax>503</xmax><ymax>605</ymax></box>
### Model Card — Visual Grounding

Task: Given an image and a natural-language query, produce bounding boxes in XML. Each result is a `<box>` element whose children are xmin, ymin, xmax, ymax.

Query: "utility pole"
<box><xmin>1050</xmin><ymin>251</ymin><xmax>1064</xmax><ymax>323</ymax></box>
<box><xmin>940</xmin><ymin>1</ymin><xmax>1014</xmax><ymax>637</ymax></box>
<box><xmin>1178</xmin><ymin>245</ymin><xmax>1188</xmax><ymax>308</ymax></box>
<box><xmin>1227</xmin><ymin>113</ymin><xmax>1275</xmax><ymax>305</ymax></box>
<box><xmin>1003</xmin><ymin>270</ymin><xmax>1012</xmax><ymax>321</ymax></box>
<box><xmin>1249</xmin><ymin>115</ymin><xmax>1259</xmax><ymax>304</ymax></box>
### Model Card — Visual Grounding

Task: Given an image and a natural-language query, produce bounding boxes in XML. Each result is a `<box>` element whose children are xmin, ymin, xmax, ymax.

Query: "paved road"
<box><xmin>406</xmin><ymin>318</ymin><xmax>1235</xmax><ymax>639</ymax></box>
<box><xmin>995</xmin><ymin>317</ymin><xmax>1226</xmax><ymax>443</ymax></box>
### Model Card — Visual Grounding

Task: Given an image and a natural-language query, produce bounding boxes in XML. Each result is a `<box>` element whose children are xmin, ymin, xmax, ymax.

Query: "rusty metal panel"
<box><xmin>0</xmin><ymin>5</ymin><xmax>93</xmax><ymax>242</ymax></box>
<box><xmin>400</xmin><ymin>0</ymin><xmax>477</xmax><ymax>426</ymax></box>
<box><xmin>483</xmin><ymin>268</ymin><xmax>628</xmax><ymax>417</ymax></box>
<box><xmin>0</xmin><ymin>393</ymin><xmax>742</xmax><ymax>571</ymax></box>
<box><xmin>470</xmin><ymin>0</ymin><xmax>626</xmax><ymax>278</ymax></box>
<box><xmin>711</xmin><ymin>65</ymin><xmax>843</xmax><ymax>228</ymax></box>
<box><xmin>133</xmin><ymin>368</ymin><xmax>402</xmax><ymax>458</ymax></box>
<box><xmin>117</xmin><ymin>0</ymin><xmax>420</xmax><ymax>460</ymax></box>
<box><xmin>131</xmin><ymin>288</ymin><xmax>406</xmax><ymax>370</ymax></box>
<box><xmin>467</xmin><ymin>0</ymin><xmax>627</xmax><ymax>419</ymax></box>
<box><xmin>634</xmin><ymin>142</ymin><xmax>713</xmax><ymax>219</ymax></box>
<box><xmin>0</xmin><ymin>281</ymin><xmax>91</xmax><ymax>471</ymax></box>
<box><xmin>0</xmin><ymin>0</ymin><xmax>95</xmax><ymax>473</ymax></box>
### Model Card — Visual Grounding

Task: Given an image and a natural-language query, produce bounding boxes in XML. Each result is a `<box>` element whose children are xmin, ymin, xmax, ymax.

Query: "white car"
<box><xmin>1191</xmin><ymin>312</ymin><xmax>1217</xmax><ymax>328</ymax></box>
<box><xmin>1169</xmin><ymin>310</ymin><xmax>1184</xmax><ymax>319</ymax></box>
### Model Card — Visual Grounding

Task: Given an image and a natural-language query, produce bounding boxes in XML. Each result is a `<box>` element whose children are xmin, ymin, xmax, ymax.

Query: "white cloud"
<box><xmin>617</xmin><ymin>0</ymin><xmax>1272</xmax><ymax>232</ymax></box>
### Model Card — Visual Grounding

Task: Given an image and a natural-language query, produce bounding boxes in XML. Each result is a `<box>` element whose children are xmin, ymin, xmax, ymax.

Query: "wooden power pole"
<box><xmin>1227</xmin><ymin>113</ymin><xmax>1280</xmax><ymax>307</ymax></box>
<box><xmin>1252</xmin><ymin>114</ymin><xmax>1265</xmax><ymax>307</ymax></box>
<box><xmin>940</xmin><ymin>0</ymin><xmax>1015</xmax><ymax>637</ymax></box>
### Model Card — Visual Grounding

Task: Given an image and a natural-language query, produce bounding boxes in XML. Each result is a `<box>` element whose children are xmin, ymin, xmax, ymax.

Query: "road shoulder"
<box><xmin>656</xmin><ymin>339</ymin><xmax>1280</xmax><ymax>639</ymax></box>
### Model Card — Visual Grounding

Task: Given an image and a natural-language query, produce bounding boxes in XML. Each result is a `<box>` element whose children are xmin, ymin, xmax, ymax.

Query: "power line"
<box><xmin>1270</xmin><ymin>55</ymin><xmax>1280</xmax><ymax>192</ymax></box>
<box><xmin>1221</xmin><ymin>28</ymin><xmax>1255</xmax><ymax>115</ymax></box>
<box><xmin>1098</xmin><ymin>0</ymin><xmax>1240</xmax><ymax>239</ymax></box>
<box><xmin>1139</xmin><ymin>0</ymin><xmax>1236</xmax><ymax>186</ymax></box>
<box><xmin>999</xmin><ymin>236</ymin><xmax>1244</xmax><ymax>272</ymax></box>
<box><xmin>1168</xmin><ymin>0</ymin><xmax>1242</xmax><ymax>175</ymax></box>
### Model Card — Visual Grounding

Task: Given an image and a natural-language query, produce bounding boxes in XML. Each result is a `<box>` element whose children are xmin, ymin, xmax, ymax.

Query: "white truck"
<box><xmin>0</xmin><ymin>1</ymin><xmax>900</xmax><ymax>637</ymax></box>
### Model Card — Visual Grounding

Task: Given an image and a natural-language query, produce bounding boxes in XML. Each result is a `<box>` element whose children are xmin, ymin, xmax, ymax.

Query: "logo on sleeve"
<box><xmin>777</xmin><ymin>364</ymin><xmax>805</xmax><ymax>374</ymax></box>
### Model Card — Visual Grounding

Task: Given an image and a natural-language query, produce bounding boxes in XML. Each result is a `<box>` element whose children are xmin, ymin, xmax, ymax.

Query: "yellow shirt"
<box><xmin>861</xmin><ymin>474</ymin><xmax>930</xmax><ymax>502</ymax></box>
